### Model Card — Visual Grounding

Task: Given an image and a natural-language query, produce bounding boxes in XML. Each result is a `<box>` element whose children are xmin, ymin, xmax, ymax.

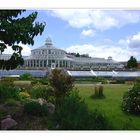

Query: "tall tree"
<box><xmin>127</xmin><ymin>56</ymin><xmax>138</xmax><ymax>69</ymax></box>
<box><xmin>0</xmin><ymin>10</ymin><xmax>45</xmax><ymax>70</ymax></box>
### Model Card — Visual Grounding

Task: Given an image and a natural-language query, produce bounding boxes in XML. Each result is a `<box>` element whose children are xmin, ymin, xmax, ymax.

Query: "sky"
<box><xmin>3</xmin><ymin>9</ymin><xmax>140</xmax><ymax>62</ymax></box>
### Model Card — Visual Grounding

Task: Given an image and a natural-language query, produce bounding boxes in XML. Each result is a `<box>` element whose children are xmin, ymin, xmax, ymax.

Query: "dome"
<box><xmin>45</xmin><ymin>37</ymin><xmax>53</xmax><ymax>46</ymax></box>
<box><xmin>31</xmin><ymin>37</ymin><xmax>67</xmax><ymax>59</ymax></box>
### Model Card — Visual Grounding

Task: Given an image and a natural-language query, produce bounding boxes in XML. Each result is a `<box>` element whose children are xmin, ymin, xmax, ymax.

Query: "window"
<box><xmin>49</xmin><ymin>50</ymin><xmax>51</xmax><ymax>54</ymax></box>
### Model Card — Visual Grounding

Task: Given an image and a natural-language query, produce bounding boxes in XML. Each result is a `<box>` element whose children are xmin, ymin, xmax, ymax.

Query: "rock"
<box><xmin>47</xmin><ymin>102</ymin><xmax>55</xmax><ymax>114</ymax></box>
<box><xmin>37</xmin><ymin>98</ymin><xmax>47</xmax><ymax>105</ymax></box>
<box><xmin>1</xmin><ymin>115</ymin><xmax>17</xmax><ymax>130</ymax></box>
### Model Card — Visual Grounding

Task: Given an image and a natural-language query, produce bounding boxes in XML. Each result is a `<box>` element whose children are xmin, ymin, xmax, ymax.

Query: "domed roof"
<box><xmin>45</xmin><ymin>37</ymin><xmax>53</xmax><ymax>46</ymax></box>
<box><xmin>32</xmin><ymin>37</ymin><xmax>66</xmax><ymax>53</ymax></box>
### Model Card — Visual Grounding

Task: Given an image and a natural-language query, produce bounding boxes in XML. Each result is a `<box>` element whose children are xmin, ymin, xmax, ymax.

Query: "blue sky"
<box><xmin>4</xmin><ymin>9</ymin><xmax>140</xmax><ymax>62</ymax></box>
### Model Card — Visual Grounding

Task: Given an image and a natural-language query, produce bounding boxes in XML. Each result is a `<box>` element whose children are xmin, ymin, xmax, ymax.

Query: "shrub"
<box><xmin>91</xmin><ymin>85</ymin><xmax>105</xmax><ymax>99</ymax></box>
<box><xmin>116</xmin><ymin>79</ymin><xmax>125</xmax><ymax>84</ymax></box>
<box><xmin>135</xmin><ymin>78</ymin><xmax>140</xmax><ymax>84</ymax></box>
<box><xmin>19</xmin><ymin>92</ymin><xmax>30</xmax><ymax>99</ymax></box>
<box><xmin>0</xmin><ymin>77</ymin><xmax>17</xmax><ymax>85</ymax></box>
<box><xmin>13</xmin><ymin>80</ymin><xmax>31</xmax><ymax>92</ymax></box>
<box><xmin>29</xmin><ymin>85</ymin><xmax>53</xmax><ymax>102</ymax></box>
<box><xmin>19</xmin><ymin>73</ymin><xmax>32</xmax><ymax>80</ymax></box>
<box><xmin>0</xmin><ymin>84</ymin><xmax>20</xmax><ymax>101</ymax></box>
<box><xmin>92</xmin><ymin>77</ymin><xmax>108</xmax><ymax>84</ymax></box>
<box><xmin>49</xmin><ymin>69</ymin><xmax>74</xmax><ymax>98</ymax></box>
<box><xmin>24</xmin><ymin>101</ymin><xmax>48</xmax><ymax>116</ymax></box>
<box><xmin>50</xmin><ymin>91</ymin><xmax>111</xmax><ymax>130</ymax></box>
<box><xmin>39</xmin><ymin>77</ymin><xmax>49</xmax><ymax>85</ymax></box>
<box><xmin>122</xmin><ymin>83</ymin><xmax>140</xmax><ymax>115</ymax></box>
<box><xmin>4</xmin><ymin>98</ymin><xmax>20</xmax><ymax>106</ymax></box>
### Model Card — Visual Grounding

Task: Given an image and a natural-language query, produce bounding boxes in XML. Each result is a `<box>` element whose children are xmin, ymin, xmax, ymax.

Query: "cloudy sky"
<box><xmin>4</xmin><ymin>9</ymin><xmax>140</xmax><ymax>62</ymax></box>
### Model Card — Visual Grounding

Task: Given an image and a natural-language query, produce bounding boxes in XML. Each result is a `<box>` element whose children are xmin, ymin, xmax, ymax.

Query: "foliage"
<box><xmin>13</xmin><ymin>80</ymin><xmax>31</xmax><ymax>92</ymax></box>
<box><xmin>0</xmin><ymin>84</ymin><xmax>19</xmax><ymax>101</ymax></box>
<box><xmin>24</xmin><ymin>101</ymin><xmax>48</xmax><ymax>116</ymax></box>
<box><xmin>4</xmin><ymin>98</ymin><xmax>20</xmax><ymax>106</ymax></box>
<box><xmin>19</xmin><ymin>73</ymin><xmax>32</xmax><ymax>80</ymax></box>
<box><xmin>50</xmin><ymin>91</ymin><xmax>111</xmax><ymax>130</ymax></box>
<box><xmin>0</xmin><ymin>77</ymin><xmax>18</xmax><ymax>85</ymax></box>
<box><xmin>19</xmin><ymin>92</ymin><xmax>30</xmax><ymax>99</ymax></box>
<box><xmin>92</xmin><ymin>77</ymin><xmax>108</xmax><ymax>84</ymax></box>
<box><xmin>67</xmin><ymin>52</ymin><xmax>90</xmax><ymax>58</ymax></box>
<box><xmin>135</xmin><ymin>78</ymin><xmax>140</xmax><ymax>84</ymax></box>
<box><xmin>29</xmin><ymin>85</ymin><xmax>53</xmax><ymax>101</ymax></box>
<box><xmin>31</xmin><ymin>78</ymin><xmax>49</xmax><ymax>86</ymax></box>
<box><xmin>122</xmin><ymin>83</ymin><xmax>140</xmax><ymax>115</ymax></box>
<box><xmin>91</xmin><ymin>85</ymin><xmax>105</xmax><ymax>99</ymax></box>
<box><xmin>127</xmin><ymin>56</ymin><xmax>138</xmax><ymax>69</ymax></box>
<box><xmin>0</xmin><ymin>10</ymin><xmax>45</xmax><ymax>70</ymax></box>
<box><xmin>49</xmin><ymin>69</ymin><xmax>74</xmax><ymax>98</ymax></box>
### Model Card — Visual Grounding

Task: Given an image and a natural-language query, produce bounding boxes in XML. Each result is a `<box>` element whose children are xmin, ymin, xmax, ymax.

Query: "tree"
<box><xmin>49</xmin><ymin>69</ymin><xmax>74</xmax><ymax>99</ymax></box>
<box><xmin>0</xmin><ymin>10</ymin><xmax>45</xmax><ymax>70</ymax></box>
<box><xmin>127</xmin><ymin>56</ymin><xmax>138</xmax><ymax>69</ymax></box>
<box><xmin>75</xmin><ymin>53</ymin><xmax>80</xmax><ymax>57</ymax></box>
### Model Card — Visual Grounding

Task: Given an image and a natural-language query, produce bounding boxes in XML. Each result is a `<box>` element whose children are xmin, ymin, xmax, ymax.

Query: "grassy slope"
<box><xmin>76</xmin><ymin>84</ymin><xmax>140</xmax><ymax>130</ymax></box>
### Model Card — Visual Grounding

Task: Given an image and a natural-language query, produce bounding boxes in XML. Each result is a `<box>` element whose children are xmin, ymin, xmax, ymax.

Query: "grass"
<box><xmin>76</xmin><ymin>84</ymin><xmax>140</xmax><ymax>130</ymax></box>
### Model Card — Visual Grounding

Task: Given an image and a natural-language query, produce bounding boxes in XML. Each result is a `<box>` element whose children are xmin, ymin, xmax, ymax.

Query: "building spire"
<box><xmin>45</xmin><ymin>36</ymin><xmax>53</xmax><ymax>46</ymax></box>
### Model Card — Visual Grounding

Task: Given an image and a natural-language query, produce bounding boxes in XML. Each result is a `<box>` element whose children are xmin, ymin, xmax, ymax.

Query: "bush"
<box><xmin>49</xmin><ymin>90</ymin><xmax>111</xmax><ymax>130</ymax></box>
<box><xmin>92</xmin><ymin>77</ymin><xmax>108</xmax><ymax>84</ymax></box>
<box><xmin>31</xmin><ymin>78</ymin><xmax>49</xmax><ymax>85</ymax></box>
<box><xmin>24</xmin><ymin>101</ymin><xmax>48</xmax><ymax>116</ymax></box>
<box><xmin>0</xmin><ymin>84</ymin><xmax>20</xmax><ymax>101</ymax></box>
<box><xmin>135</xmin><ymin>78</ymin><xmax>140</xmax><ymax>84</ymax></box>
<box><xmin>116</xmin><ymin>79</ymin><xmax>125</xmax><ymax>84</ymax></box>
<box><xmin>29</xmin><ymin>85</ymin><xmax>53</xmax><ymax>102</ymax></box>
<box><xmin>0</xmin><ymin>77</ymin><xmax>17</xmax><ymax>85</ymax></box>
<box><xmin>20</xmin><ymin>73</ymin><xmax>32</xmax><ymax>80</ymax></box>
<box><xmin>122</xmin><ymin>83</ymin><xmax>140</xmax><ymax>115</ymax></box>
<box><xmin>91</xmin><ymin>85</ymin><xmax>105</xmax><ymax>99</ymax></box>
<box><xmin>19</xmin><ymin>92</ymin><xmax>30</xmax><ymax>99</ymax></box>
<box><xmin>4</xmin><ymin>98</ymin><xmax>20</xmax><ymax>106</ymax></box>
<box><xmin>49</xmin><ymin>69</ymin><xmax>74</xmax><ymax>98</ymax></box>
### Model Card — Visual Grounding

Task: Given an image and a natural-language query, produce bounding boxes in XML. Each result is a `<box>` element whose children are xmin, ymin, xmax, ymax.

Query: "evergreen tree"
<box><xmin>127</xmin><ymin>56</ymin><xmax>138</xmax><ymax>69</ymax></box>
<box><xmin>0</xmin><ymin>10</ymin><xmax>45</xmax><ymax>70</ymax></box>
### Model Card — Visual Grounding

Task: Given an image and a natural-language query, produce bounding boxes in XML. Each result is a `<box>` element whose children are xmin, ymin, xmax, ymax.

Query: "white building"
<box><xmin>0</xmin><ymin>37</ymin><xmax>124</xmax><ymax>70</ymax></box>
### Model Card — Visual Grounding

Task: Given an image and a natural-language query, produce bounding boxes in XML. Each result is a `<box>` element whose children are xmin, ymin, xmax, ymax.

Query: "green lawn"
<box><xmin>76</xmin><ymin>84</ymin><xmax>140</xmax><ymax>130</ymax></box>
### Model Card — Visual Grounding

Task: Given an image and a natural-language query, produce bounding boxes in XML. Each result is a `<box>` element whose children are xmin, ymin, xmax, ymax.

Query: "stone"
<box><xmin>47</xmin><ymin>102</ymin><xmax>55</xmax><ymax>114</ymax></box>
<box><xmin>37</xmin><ymin>98</ymin><xmax>47</xmax><ymax>105</ymax></box>
<box><xmin>1</xmin><ymin>115</ymin><xmax>17</xmax><ymax>130</ymax></box>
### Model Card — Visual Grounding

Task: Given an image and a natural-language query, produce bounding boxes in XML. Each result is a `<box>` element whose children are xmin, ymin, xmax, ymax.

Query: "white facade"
<box><xmin>0</xmin><ymin>37</ymin><xmax>124</xmax><ymax>70</ymax></box>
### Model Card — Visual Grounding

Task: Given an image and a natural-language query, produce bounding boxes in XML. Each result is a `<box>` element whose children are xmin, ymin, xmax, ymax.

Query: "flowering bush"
<box><xmin>122</xmin><ymin>83</ymin><xmax>140</xmax><ymax>115</ymax></box>
<box><xmin>19</xmin><ymin>92</ymin><xmax>30</xmax><ymax>99</ymax></box>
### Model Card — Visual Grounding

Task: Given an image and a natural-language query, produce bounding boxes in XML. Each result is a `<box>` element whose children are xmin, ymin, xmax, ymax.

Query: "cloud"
<box><xmin>81</xmin><ymin>29</ymin><xmax>95</xmax><ymax>37</ymax></box>
<box><xmin>66</xmin><ymin>32</ymin><xmax>140</xmax><ymax>62</ymax></box>
<box><xmin>48</xmin><ymin>10</ymin><xmax>140</xmax><ymax>31</ymax></box>
<box><xmin>3</xmin><ymin>43</ymin><xmax>31</xmax><ymax>56</ymax></box>
<box><xmin>66</xmin><ymin>44</ymin><xmax>133</xmax><ymax>61</ymax></box>
<box><xmin>119</xmin><ymin>32</ymin><xmax>140</xmax><ymax>49</ymax></box>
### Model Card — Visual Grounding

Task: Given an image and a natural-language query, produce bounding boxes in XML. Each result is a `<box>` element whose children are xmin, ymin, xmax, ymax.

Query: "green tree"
<box><xmin>0</xmin><ymin>10</ymin><xmax>45</xmax><ymax>70</ymax></box>
<box><xmin>49</xmin><ymin>69</ymin><xmax>74</xmax><ymax>99</ymax></box>
<box><xmin>19</xmin><ymin>73</ymin><xmax>32</xmax><ymax>80</ymax></box>
<box><xmin>75</xmin><ymin>53</ymin><xmax>80</xmax><ymax>57</ymax></box>
<box><xmin>127</xmin><ymin>56</ymin><xmax>138</xmax><ymax>69</ymax></box>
